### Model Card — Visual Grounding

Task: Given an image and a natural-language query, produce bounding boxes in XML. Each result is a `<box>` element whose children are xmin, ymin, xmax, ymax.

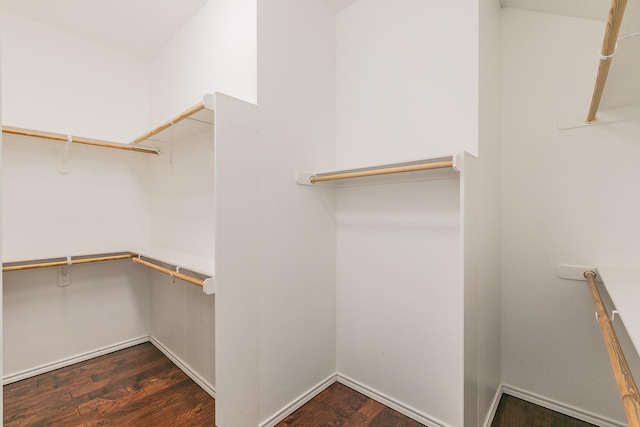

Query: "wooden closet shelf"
<box><xmin>2</xmin><ymin>94</ymin><xmax>215</xmax><ymax>155</ymax></box>
<box><xmin>2</xmin><ymin>253</ymin><xmax>134</xmax><ymax>272</ymax></box>
<box><xmin>132</xmin><ymin>94</ymin><xmax>214</xmax><ymax>145</ymax></box>
<box><xmin>586</xmin><ymin>0</ymin><xmax>628</xmax><ymax>123</ymax></box>
<box><xmin>2</xmin><ymin>250</ymin><xmax>216</xmax><ymax>295</ymax></box>
<box><xmin>2</xmin><ymin>127</ymin><xmax>159</xmax><ymax>155</ymax></box>
<box><xmin>296</xmin><ymin>155</ymin><xmax>460</xmax><ymax>187</ymax></box>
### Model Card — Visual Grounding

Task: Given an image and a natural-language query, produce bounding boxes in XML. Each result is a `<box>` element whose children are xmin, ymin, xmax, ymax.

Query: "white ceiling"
<box><xmin>0</xmin><ymin>0</ymin><xmax>633</xmax><ymax>61</ymax></box>
<box><xmin>501</xmin><ymin>0</ymin><xmax>608</xmax><ymax>22</ymax></box>
<box><xmin>0</xmin><ymin>0</ymin><xmax>209</xmax><ymax>61</ymax></box>
<box><xmin>502</xmin><ymin>0</ymin><xmax>640</xmax><ymax>31</ymax></box>
<box><xmin>0</xmin><ymin>0</ymin><xmax>636</xmax><ymax>109</ymax></box>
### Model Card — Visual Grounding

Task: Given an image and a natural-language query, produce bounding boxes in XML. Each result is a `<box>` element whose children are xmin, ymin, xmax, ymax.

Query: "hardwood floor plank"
<box><xmin>369</xmin><ymin>408</ymin><xmax>425</xmax><ymax>427</ymax></box>
<box><xmin>277</xmin><ymin>384</ymin><xmax>601</xmax><ymax>427</ymax></box>
<box><xmin>357</xmin><ymin>399</ymin><xmax>385</xmax><ymax>420</ymax></box>
<box><xmin>491</xmin><ymin>395</ymin><xmax>597</xmax><ymax>427</ymax></box>
<box><xmin>279</xmin><ymin>399</ymin><xmax>343</xmax><ymax>426</ymax></box>
<box><xmin>7</xmin><ymin>343</ymin><xmax>598</xmax><ymax>427</ymax></box>
<box><xmin>319</xmin><ymin>383</ymin><xmax>369</xmax><ymax>418</ymax></box>
<box><xmin>276</xmin><ymin>383</ymin><xmax>427</xmax><ymax>427</ymax></box>
<box><xmin>3</xmin><ymin>343</ymin><xmax>215</xmax><ymax>427</ymax></box>
<box><xmin>85</xmin><ymin>358</ymin><xmax>174</xmax><ymax>400</ymax></box>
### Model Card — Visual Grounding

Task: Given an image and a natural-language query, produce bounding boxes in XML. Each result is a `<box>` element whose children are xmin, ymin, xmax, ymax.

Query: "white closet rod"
<box><xmin>2</xmin><ymin>127</ymin><xmax>159</xmax><ymax>155</ymax></box>
<box><xmin>586</xmin><ymin>0</ymin><xmax>628</xmax><ymax>123</ymax></box>
<box><xmin>584</xmin><ymin>270</ymin><xmax>640</xmax><ymax>427</ymax></box>
<box><xmin>310</xmin><ymin>160</ymin><xmax>453</xmax><ymax>183</ymax></box>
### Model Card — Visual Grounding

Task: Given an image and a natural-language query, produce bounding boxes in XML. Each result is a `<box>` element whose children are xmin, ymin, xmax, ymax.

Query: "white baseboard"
<box><xmin>148</xmin><ymin>336</ymin><xmax>216</xmax><ymax>399</ymax></box>
<box><xmin>3</xmin><ymin>335</ymin><xmax>149</xmax><ymax>385</ymax></box>
<box><xmin>483</xmin><ymin>385</ymin><xmax>504</xmax><ymax>427</ymax></box>
<box><xmin>501</xmin><ymin>384</ymin><xmax>627</xmax><ymax>427</ymax></box>
<box><xmin>259</xmin><ymin>374</ymin><xmax>337</xmax><ymax>427</ymax></box>
<box><xmin>337</xmin><ymin>374</ymin><xmax>450</xmax><ymax>427</ymax></box>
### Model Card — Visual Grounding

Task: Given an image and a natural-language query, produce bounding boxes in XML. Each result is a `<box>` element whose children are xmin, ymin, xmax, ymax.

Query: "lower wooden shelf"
<box><xmin>2</xmin><ymin>248</ymin><xmax>216</xmax><ymax>295</ymax></box>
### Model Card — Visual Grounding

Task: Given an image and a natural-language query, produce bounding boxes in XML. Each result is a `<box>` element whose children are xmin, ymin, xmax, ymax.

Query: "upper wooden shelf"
<box><xmin>132</xmin><ymin>94</ymin><xmax>214</xmax><ymax>147</ymax></box>
<box><xmin>296</xmin><ymin>155</ymin><xmax>460</xmax><ymax>187</ymax></box>
<box><xmin>2</xmin><ymin>94</ymin><xmax>214</xmax><ymax>155</ymax></box>
<box><xmin>2</xmin><ymin>127</ymin><xmax>159</xmax><ymax>155</ymax></box>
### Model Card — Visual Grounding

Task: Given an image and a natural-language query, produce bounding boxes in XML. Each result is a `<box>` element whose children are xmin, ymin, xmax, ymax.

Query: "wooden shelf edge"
<box><xmin>2</xmin><ymin>249</ymin><xmax>215</xmax><ymax>294</ymax></box>
<box><xmin>132</xmin><ymin>94</ymin><xmax>214</xmax><ymax>145</ymax></box>
<box><xmin>2</xmin><ymin>127</ymin><xmax>159</xmax><ymax>155</ymax></box>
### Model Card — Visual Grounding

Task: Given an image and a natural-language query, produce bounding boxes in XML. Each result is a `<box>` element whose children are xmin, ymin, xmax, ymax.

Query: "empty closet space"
<box><xmin>0</xmin><ymin>1</ymin><xmax>257</xmax><ymax>423</ymax></box>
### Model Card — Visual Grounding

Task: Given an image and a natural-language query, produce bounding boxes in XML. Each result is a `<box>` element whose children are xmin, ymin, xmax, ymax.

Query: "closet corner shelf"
<box><xmin>296</xmin><ymin>154</ymin><xmax>461</xmax><ymax>187</ymax></box>
<box><xmin>1</xmin><ymin>93</ymin><xmax>214</xmax><ymax>156</ymax></box>
<box><xmin>596</xmin><ymin>266</ymin><xmax>640</xmax><ymax>356</ymax></box>
<box><xmin>3</xmin><ymin>249</ymin><xmax>216</xmax><ymax>295</ymax></box>
<box><xmin>132</xmin><ymin>94</ymin><xmax>214</xmax><ymax>146</ymax></box>
<box><xmin>2</xmin><ymin>126</ymin><xmax>159</xmax><ymax>155</ymax></box>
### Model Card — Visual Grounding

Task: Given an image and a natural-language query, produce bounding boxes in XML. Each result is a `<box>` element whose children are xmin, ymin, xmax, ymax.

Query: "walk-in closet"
<box><xmin>2</xmin><ymin>1</ymin><xmax>640</xmax><ymax>427</ymax></box>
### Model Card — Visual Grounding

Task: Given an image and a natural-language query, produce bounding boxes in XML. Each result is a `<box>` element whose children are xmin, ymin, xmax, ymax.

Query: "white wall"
<box><xmin>4</xmin><ymin>260</ymin><xmax>150</xmax><ymax>377</ymax></box>
<box><xmin>256</xmin><ymin>0</ymin><xmax>336</xmax><ymax>425</ymax></box>
<box><xmin>337</xmin><ymin>180</ymin><xmax>462</xmax><ymax>426</ymax></box>
<box><xmin>336</xmin><ymin>0</ymin><xmax>479</xmax><ymax>169</ymax></box>
<box><xmin>335</xmin><ymin>1</ymin><xmax>480</xmax><ymax>425</ymax></box>
<box><xmin>145</xmin><ymin>0</ymin><xmax>257</xmax><ymax>405</ymax></box>
<box><xmin>2</xmin><ymin>138</ymin><xmax>151</xmax><ymax>261</ymax></box>
<box><xmin>150</xmin><ymin>269</ymin><xmax>215</xmax><ymax>390</ymax></box>
<box><xmin>1</xmin><ymin>12</ymin><xmax>154</xmax><ymax>380</ymax></box>
<box><xmin>0</xmin><ymin>11</ymin><xmax>150</xmax><ymax>142</ymax></box>
<box><xmin>148</xmin><ymin>136</ymin><xmax>215</xmax><ymax>258</ymax></box>
<box><xmin>147</xmin><ymin>131</ymin><xmax>217</xmax><ymax>394</ymax></box>
<box><xmin>214</xmin><ymin>93</ymin><xmax>259</xmax><ymax>427</ymax></box>
<box><xmin>149</xmin><ymin>0</ymin><xmax>256</xmax><ymax>124</ymax></box>
<box><xmin>501</xmin><ymin>8</ymin><xmax>640</xmax><ymax>425</ymax></box>
<box><xmin>473</xmin><ymin>0</ymin><xmax>502</xmax><ymax>425</ymax></box>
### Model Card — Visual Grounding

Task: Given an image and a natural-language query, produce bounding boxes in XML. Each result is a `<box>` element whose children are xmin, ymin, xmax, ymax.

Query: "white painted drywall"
<box><xmin>149</xmin><ymin>0</ymin><xmax>256</xmax><ymax>124</ymax></box>
<box><xmin>336</xmin><ymin>0</ymin><xmax>479</xmax><ymax>169</ymax></box>
<box><xmin>256</xmin><ymin>1</ymin><xmax>337</xmax><ymax>424</ymax></box>
<box><xmin>145</xmin><ymin>0</ymin><xmax>257</xmax><ymax>405</ymax></box>
<box><xmin>474</xmin><ymin>0</ymin><xmax>502</xmax><ymax>425</ymax></box>
<box><xmin>336</xmin><ymin>179</ymin><xmax>462</xmax><ymax>426</ymax></box>
<box><xmin>149</xmin><ymin>269</ymin><xmax>215</xmax><ymax>391</ymax></box>
<box><xmin>335</xmin><ymin>1</ymin><xmax>481</xmax><ymax>425</ymax></box>
<box><xmin>1</xmin><ymin>10</ymin><xmax>152</xmax><ymax>381</ymax></box>
<box><xmin>3</xmin><ymin>260</ymin><xmax>150</xmax><ymax>377</ymax></box>
<box><xmin>1</xmin><ymin>145</ymin><xmax>152</xmax><ymax>380</ymax></box>
<box><xmin>501</xmin><ymin>8</ymin><xmax>640</xmax><ymax>424</ymax></box>
<box><xmin>214</xmin><ymin>93</ymin><xmax>259</xmax><ymax>427</ymax></box>
<box><xmin>0</xmin><ymin>11</ymin><xmax>150</xmax><ymax>142</ymax></box>
<box><xmin>148</xmin><ymin>136</ymin><xmax>215</xmax><ymax>258</ymax></box>
<box><xmin>147</xmin><ymin>123</ymin><xmax>217</xmax><ymax>394</ymax></box>
<box><xmin>2</xmin><ymin>138</ymin><xmax>151</xmax><ymax>261</ymax></box>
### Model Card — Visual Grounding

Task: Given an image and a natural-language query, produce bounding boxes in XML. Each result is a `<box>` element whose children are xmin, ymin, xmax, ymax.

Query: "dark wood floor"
<box><xmin>3</xmin><ymin>342</ymin><xmax>215</xmax><ymax>426</ymax></box>
<box><xmin>491</xmin><ymin>394</ymin><xmax>597</xmax><ymax>427</ymax></box>
<box><xmin>279</xmin><ymin>385</ymin><xmax>600</xmax><ymax>427</ymax></box>
<box><xmin>4</xmin><ymin>343</ymin><xmax>600</xmax><ymax>427</ymax></box>
<box><xmin>276</xmin><ymin>382</ymin><xmax>425</xmax><ymax>427</ymax></box>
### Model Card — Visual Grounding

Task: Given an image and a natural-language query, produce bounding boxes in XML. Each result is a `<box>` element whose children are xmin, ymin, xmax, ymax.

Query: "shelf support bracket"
<box><xmin>58</xmin><ymin>256</ymin><xmax>72</xmax><ymax>287</ymax></box>
<box><xmin>58</xmin><ymin>135</ymin><xmax>72</xmax><ymax>174</ymax></box>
